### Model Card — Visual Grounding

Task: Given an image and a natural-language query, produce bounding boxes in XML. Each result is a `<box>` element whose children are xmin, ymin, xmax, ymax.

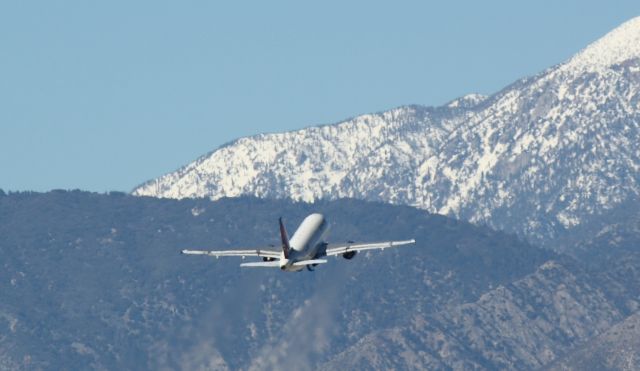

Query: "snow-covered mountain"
<box><xmin>133</xmin><ymin>17</ymin><xmax>640</xmax><ymax>246</ymax></box>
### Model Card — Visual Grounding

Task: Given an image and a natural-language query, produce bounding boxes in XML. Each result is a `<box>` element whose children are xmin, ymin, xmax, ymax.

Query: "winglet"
<box><xmin>279</xmin><ymin>217</ymin><xmax>290</xmax><ymax>259</ymax></box>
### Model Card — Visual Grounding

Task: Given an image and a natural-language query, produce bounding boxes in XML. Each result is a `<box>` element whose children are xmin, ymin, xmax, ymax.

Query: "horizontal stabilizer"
<box><xmin>182</xmin><ymin>249</ymin><xmax>208</xmax><ymax>255</ymax></box>
<box><xmin>240</xmin><ymin>261</ymin><xmax>281</xmax><ymax>268</ymax></box>
<box><xmin>181</xmin><ymin>248</ymin><xmax>281</xmax><ymax>258</ymax></box>
<box><xmin>292</xmin><ymin>259</ymin><xmax>328</xmax><ymax>267</ymax></box>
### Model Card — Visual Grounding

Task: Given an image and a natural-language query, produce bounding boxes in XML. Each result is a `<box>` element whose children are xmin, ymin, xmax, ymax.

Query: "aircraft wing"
<box><xmin>181</xmin><ymin>248</ymin><xmax>281</xmax><ymax>259</ymax></box>
<box><xmin>324</xmin><ymin>239</ymin><xmax>415</xmax><ymax>257</ymax></box>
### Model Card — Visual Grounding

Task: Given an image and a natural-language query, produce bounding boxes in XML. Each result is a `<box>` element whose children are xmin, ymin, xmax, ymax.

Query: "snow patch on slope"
<box><xmin>562</xmin><ymin>16</ymin><xmax>640</xmax><ymax>73</ymax></box>
<box><xmin>447</xmin><ymin>93</ymin><xmax>488</xmax><ymax>109</ymax></box>
<box><xmin>133</xmin><ymin>18</ymin><xmax>640</xmax><ymax>246</ymax></box>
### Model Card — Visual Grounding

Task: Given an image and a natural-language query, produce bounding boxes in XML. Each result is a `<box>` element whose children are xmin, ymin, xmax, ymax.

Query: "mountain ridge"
<box><xmin>132</xmin><ymin>17</ymin><xmax>640</xmax><ymax>248</ymax></box>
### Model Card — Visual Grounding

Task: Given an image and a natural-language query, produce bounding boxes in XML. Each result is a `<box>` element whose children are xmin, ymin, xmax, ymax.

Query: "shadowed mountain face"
<box><xmin>133</xmin><ymin>17</ymin><xmax>640</xmax><ymax>250</ymax></box>
<box><xmin>2</xmin><ymin>191</ymin><xmax>640</xmax><ymax>370</ymax></box>
<box><xmin>0</xmin><ymin>191</ymin><xmax>555</xmax><ymax>370</ymax></box>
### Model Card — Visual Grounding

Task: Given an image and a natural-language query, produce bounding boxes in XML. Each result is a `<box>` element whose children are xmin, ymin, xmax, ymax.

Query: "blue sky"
<box><xmin>2</xmin><ymin>1</ymin><xmax>639</xmax><ymax>192</ymax></box>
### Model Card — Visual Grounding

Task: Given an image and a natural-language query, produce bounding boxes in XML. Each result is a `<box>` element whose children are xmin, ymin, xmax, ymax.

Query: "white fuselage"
<box><xmin>280</xmin><ymin>213</ymin><xmax>328</xmax><ymax>271</ymax></box>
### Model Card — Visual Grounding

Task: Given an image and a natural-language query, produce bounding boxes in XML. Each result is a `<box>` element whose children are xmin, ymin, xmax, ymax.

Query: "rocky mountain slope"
<box><xmin>547</xmin><ymin>311</ymin><xmax>640</xmax><ymax>371</ymax></box>
<box><xmin>320</xmin><ymin>257</ymin><xmax>640</xmax><ymax>370</ymax></box>
<box><xmin>133</xmin><ymin>17</ymin><xmax>640</xmax><ymax>248</ymax></box>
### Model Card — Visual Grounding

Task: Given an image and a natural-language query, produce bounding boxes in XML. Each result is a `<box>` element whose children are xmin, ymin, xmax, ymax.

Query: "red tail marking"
<box><xmin>279</xmin><ymin>217</ymin><xmax>290</xmax><ymax>259</ymax></box>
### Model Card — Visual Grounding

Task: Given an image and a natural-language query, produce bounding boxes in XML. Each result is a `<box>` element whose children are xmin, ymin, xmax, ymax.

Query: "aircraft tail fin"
<box><xmin>279</xmin><ymin>217</ymin><xmax>290</xmax><ymax>259</ymax></box>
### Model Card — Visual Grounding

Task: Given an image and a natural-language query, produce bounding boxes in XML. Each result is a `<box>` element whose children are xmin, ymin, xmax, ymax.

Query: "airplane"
<box><xmin>181</xmin><ymin>213</ymin><xmax>415</xmax><ymax>272</ymax></box>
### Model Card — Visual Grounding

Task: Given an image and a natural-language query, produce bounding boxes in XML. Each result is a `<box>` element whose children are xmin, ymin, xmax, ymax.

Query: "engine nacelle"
<box><xmin>342</xmin><ymin>251</ymin><xmax>357</xmax><ymax>260</ymax></box>
<box><xmin>262</xmin><ymin>257</ymin><xmax>276</xmax><ymax>262</ymax></box>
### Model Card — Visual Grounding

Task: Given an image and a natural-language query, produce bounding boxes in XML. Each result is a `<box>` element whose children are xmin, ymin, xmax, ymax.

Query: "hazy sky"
<box><xmin>2</xmin><ymin>1</ymin><xmax>639</xmax><ymax>192</ymax></box>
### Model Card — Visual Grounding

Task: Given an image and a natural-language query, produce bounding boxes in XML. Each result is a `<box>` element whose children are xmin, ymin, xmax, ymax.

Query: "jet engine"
<box><xmin>262</xmin><ymin>257</ymin><xmax>276</xmax><ymax>262</ymax></box>
<box><xmin>342</xmin><ymin>251</ymin><xmax>357</xmax><ymax>260</ymax></box>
